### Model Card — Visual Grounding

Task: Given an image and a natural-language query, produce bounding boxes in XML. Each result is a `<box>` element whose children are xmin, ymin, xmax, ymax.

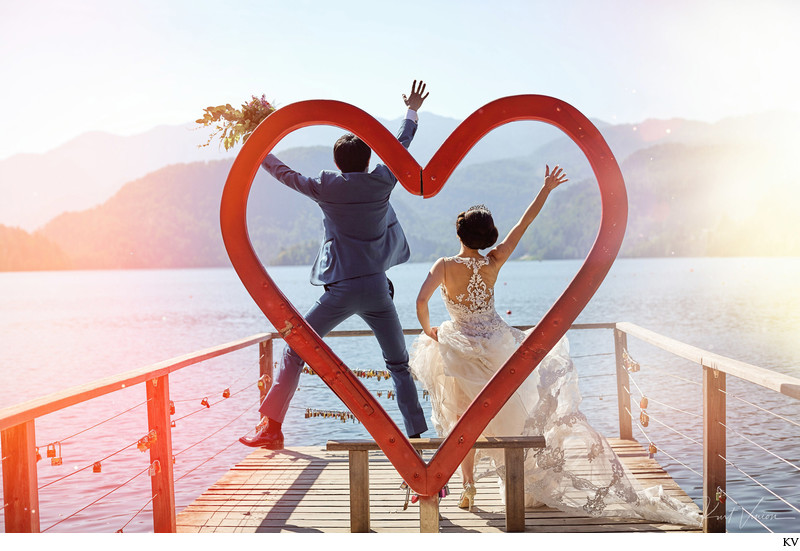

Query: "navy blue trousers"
<box><xmin>258</xmin><ymin>273</ymin><xmax>428</xmax><ymax>436</ymax></box>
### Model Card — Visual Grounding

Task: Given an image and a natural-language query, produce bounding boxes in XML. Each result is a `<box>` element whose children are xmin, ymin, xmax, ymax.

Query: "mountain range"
<box><xmin>1</xmin><ymin>109</ymin><xmax>798</xmax><ymax>271</ymax></box>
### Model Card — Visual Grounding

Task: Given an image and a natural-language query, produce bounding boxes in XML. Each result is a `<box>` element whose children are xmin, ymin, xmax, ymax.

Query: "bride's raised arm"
<box><xmin>489</xmin><ymin>164</ymin><xmax>568</xmax><ymax>268</ymax></box>
<box><xmin>415</xmin><ymin>258</ymin><xmax>445</xmax><ymax>341</ymax></box>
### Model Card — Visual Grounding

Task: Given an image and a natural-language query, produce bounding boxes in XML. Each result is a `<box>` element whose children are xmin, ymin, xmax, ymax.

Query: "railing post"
<box><xmin>348</xmin><ymin>450</ymin><xmax>370</xmax><ymax>532</ymax></box>
<box><xmin>146</xmin><ymin>375</ymin><xmax>176</xmax><ymax>533</ymax></box>
<box><xmin>504</xmin><ymin>447</ymin><xmax>525</xmax><ymax>532</ymax></box>
<box><xmin>259</xmin><ymin>337</ymin><xmax>274</xmax><ymax>402</ymax></box>
<box><xmin>614</xmin><ymin>328</ymin><xmax>633</xmax><ymax>440</ymax></box>
<box><xmin>1</xmin><ymin>420</ymin><xmax>40</xmax><ymax>532</ymax></box>
<box><xmin>703</xmin><ymin>364</ymin><xmax>726</xmax><ymax>533</ymax></box>
<box><xmin>419</xmin><ymin>494</ymin><xmax>439</xmax><ymax>533</ymax></box>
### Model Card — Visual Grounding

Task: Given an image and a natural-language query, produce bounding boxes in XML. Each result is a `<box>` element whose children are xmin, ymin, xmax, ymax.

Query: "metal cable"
<box><xmin>719</xmin><ymin>455</ymin><xmax>800</xmax><ymax>514</ymax></box>
<box><xmin>36</xmin><ymin>400</ymin><xmax>147</xmax><ymax>448</ymax></box>
<box><xmin>628</xmin><ymin>370</ymin><xmax>702</xmax><ymax>418</ymax></box>
<box><xmin>41</xmin><ymin>463</ymin><xmax>151</xmax><ymax>532</ymax></box>
<box><xmin>630</xmin><ymin>411</ymin><xmax>703</xmax><ymax>478</ymax></box>
<box><xmin>646</xmin><ymin>410</ymin><xmax>704</xmax><ymax>448</ymax></box>
<box><xmin>174</xmin><ymin>398</ymin><xmax>259</xmax><ymax>459</ymax></box>
<box><xmin>575</xmin><ymin>373</ymin><xmax>616</xmax><ymax>380</ymax></box>
<box><xmin>172</xmin><ymin>380</ymin><xmax>257</xmax><ymax>423</ymax></box>
<box><xmin>717</xmin><ymin>488</ymin><xmax>773</xmax><ymax>532</ymax></box>
<box><xmin>116</xmin><ymin>493</ymin><xmax>158</xmax><ymax>533</ymax></box>
<box><xmin>721</xmin><ymin>389</ymin><xmax>800</xmax><ymax>429</ymax></box>
<box><xmin>38</xmin><ymin>440</ymin><xmax>139</xmax><ymax>490</ymax></box>
<box><xmin>645</xmin><ymin>396</ymin><xmax>703</xmax><ymax>419</ymax></box>
<box><xmin>572</xmin><ymin>352</ymin><xmax>615</xmax><ymax>359</ymax></box>
<box><xmin>645</xmin><ymin>363</ymin><xmax>702</xmax><ymax>387</ymax></box>
<box><xmin>174</xmin><ymin>436</ymin><xmax>244</xmax><ymax>485</ymax></box>
<box><xmin>172</xmin><ymin>379</ymin><xmax>254</xmax><ymax>404</ymax></box>
<box><xmin>720</xmin><ymin>421</ymin><xmax>800</xmax><ymax>473</ymax></box>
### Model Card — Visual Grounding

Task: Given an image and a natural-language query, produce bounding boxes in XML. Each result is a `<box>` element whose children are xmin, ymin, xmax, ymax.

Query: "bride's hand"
<box><xmin>425</xmin><ymin>326</ymin><xmax>439</xmax><ymax>342</ymax></box>
<box><xmin>544</xmin><ymin>164</ymin><xmax>568</xmax><ymax>191</ymax></box>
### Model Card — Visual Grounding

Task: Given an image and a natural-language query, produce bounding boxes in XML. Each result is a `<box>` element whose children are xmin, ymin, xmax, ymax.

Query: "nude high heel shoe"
<box><xmin>458</xmin><ymin>482</ymin><xmax>476</xmax><ymax>511</ymax></box>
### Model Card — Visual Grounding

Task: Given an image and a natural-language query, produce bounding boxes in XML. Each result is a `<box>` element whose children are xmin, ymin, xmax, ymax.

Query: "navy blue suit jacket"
<box><xmin>261</xmin><ymin>119</ymin><xmax>416</xmax><ymax>285</ymax></box>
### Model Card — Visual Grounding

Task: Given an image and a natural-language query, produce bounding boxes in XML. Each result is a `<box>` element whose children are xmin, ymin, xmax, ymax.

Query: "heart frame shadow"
<box><xmin>220</xmin><ymin>95</ymin><xmax>627</xmax><ymax>496</ymax></box>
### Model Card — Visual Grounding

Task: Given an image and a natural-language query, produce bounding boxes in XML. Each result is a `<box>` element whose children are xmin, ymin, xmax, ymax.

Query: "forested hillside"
<box><xmin>3</xmin><ymin>111</ymin><xmax>797</xmax><ymax>271</ymax></box>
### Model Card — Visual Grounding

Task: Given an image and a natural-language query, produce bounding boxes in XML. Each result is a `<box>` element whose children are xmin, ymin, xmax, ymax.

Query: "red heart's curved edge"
<box><xmin>220</xmin><ymin>96</ymin><xmax>627</xmax><ymax>497</ymax></box>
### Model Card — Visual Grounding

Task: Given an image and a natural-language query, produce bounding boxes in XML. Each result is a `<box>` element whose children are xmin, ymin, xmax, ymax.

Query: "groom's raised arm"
<box><xmin>261</xmin><ymin>154</ymin><xmax>323</xmax><ymax>200</ymax></box>
<box><xmin>397</xmin><ymin>80</ymin><xmax>429</xmax><ymax>149</ymax></box>
<box><xmin>396</xmin><ymin>114</ymin><xmax>418</xmax><ymax>149</ymax></box>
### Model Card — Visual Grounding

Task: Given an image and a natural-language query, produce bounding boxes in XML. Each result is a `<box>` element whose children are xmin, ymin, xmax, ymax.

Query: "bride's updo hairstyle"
<box><xmin>456</xmin><ymin>204</ymin><xmax>498</xmax><ymax>250</ymax></box>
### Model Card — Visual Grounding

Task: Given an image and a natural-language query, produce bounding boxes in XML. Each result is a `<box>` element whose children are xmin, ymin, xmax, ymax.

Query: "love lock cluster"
<box><xmin>304</xmin><ymin>408</ymin><xmax>358</xmax><ymax>423</ymax></box>
<box><xmin>137</xmin><ymin>429</ymin><xmax>158</xmax><ymax>452</ymax></box>
<box><xmin>302</xmin><ymin>366</ymin><xmax>392</xmax><ymax>381</ymax></box>
<box><xmin>623</xmin><ymin>349</ymin><xmax>640</xmax><ymax>372</ymax></box>
<box><xmin>37</xmin><ymin>442</ymin><xmax>63</xmax><ymax>466</ymax></box>
<box><xmin>639</xmin><ymin>396</ymin><xmax>649</xmax><ymax>427</ymax></box>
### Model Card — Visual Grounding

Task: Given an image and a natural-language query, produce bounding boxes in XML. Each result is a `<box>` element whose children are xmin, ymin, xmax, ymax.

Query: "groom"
<box><xmin>240</xmin><ymin>81</ymin><xmax>431</xmax><ymax>449</ymax></box>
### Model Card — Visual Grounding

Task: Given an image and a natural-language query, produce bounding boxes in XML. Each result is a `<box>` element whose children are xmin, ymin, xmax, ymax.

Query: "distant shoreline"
<box><xmin>3</xmin><ymin>255</ymin><xmax>799</xmax><ymax>275</ymax></box>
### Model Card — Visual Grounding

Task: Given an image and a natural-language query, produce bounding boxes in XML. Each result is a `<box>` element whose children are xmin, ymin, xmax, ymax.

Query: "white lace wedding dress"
<box><xmin>410</xmin><ymin>256</ymin><xmax>701</xmax><ymax>526</ymax></box>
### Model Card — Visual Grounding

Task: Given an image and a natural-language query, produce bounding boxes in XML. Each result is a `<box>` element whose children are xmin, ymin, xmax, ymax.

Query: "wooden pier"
<box><xmin>5</xmin><ymin>322</ymin><xmax>798</xmax><ymax>533</ymax></box>
<box><xmin>175</xmin><ymin>438</ymin><xmax>701</xmax><ymax>533</ymax></box>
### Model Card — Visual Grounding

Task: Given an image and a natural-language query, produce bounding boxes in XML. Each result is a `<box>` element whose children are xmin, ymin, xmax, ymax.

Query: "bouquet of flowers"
<box><xmin>196</xmin><ymin>94</ymin><xmax>275</xmax><ymax>151</ymax></box>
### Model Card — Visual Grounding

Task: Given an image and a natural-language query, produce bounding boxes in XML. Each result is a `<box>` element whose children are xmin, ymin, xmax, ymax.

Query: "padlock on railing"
<box><xmin>93</xmin><ymin>461</ymin><xmax>102</xmax><ymax>473</ymax></box>
<box><xmin>200</xmin><ymin>397</ymin><xmax>210</xmax><ymax>408</ymax></box>
<box><xmin>640</xmin><ymin>411</ymin><xmax>649</xmax><ymax>427</ymax></box>
<box><xmin>137</xmin><ymin>429</ymin><xmax>158</xmax><ymax>452</ymax></box>
<box><xmin>47</xmin><ymin>442</ymin><xmax>62</xmax><ymax>465</ymax></box>
<box><xmin>623</xmin><ymin>349</ymin><xmax>640</xmax><ymax>372</ymax></box>
<box><xmin>222</xmin><ymin>388</ymin><xmax>231</xmax><ymax>399</ymax></box>
<box><xmin>149</xmin><ymin>460</ymin><xmax>161</xmax><ymax>477</ymax></box>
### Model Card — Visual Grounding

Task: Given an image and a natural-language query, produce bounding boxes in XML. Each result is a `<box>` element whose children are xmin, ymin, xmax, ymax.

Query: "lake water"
<box><xmin>1</xmin><ymin>257</ymin><xmax>799</xmax><ymax>533</ymax></box>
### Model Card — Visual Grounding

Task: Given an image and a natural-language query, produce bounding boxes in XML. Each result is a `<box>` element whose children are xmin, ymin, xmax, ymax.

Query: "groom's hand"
<box><xmin>403</xmin><ymin>80</ymin><xmax>429</xmax><ymax>111</ymax></box>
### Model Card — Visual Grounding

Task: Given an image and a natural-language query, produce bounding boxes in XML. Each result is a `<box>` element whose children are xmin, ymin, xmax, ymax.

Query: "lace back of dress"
<box><xmin>447</xmin><ymin>256</ymin><xmax>493</xmax><ymax>312</ymax></box>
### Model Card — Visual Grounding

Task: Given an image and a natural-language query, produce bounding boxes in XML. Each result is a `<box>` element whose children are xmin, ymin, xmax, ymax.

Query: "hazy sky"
<box><xmin>2</xmin><ymin>0</ymin><xmax>799</xmax><ymax>159</ymax></box>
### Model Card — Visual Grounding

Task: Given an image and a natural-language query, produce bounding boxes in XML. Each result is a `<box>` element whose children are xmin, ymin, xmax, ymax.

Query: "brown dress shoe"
<box><xmin>239</xmin><ymin>427</ymin><xmax>284</xmax><ymax>449</ymax></box>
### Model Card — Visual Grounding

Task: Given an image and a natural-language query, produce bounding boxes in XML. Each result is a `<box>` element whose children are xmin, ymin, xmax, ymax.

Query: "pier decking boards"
<box><xmin>176</xmin><ymin>438</ymin><xmax>701</xmax><ymax>533</ymax></box>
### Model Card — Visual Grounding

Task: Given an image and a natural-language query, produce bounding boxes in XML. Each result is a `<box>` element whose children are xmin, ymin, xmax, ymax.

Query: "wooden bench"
<box><xmin>326</xmin><ymin>435</ymin><xmax>545</xmax><ymax>533</ymax></box>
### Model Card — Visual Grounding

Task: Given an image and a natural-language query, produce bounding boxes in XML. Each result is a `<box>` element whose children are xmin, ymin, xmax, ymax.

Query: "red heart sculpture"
<box><xmin>220</xmin><ymin>96</ymin><xmax>627</xmax><ymax>496</ymax></box>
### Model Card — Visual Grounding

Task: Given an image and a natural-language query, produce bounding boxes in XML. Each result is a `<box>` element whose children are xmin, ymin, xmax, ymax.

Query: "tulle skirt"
<box><xmin>410</xmin><ymin>320</ymin><xmax>701</xmax><ymax>526</ymax></box>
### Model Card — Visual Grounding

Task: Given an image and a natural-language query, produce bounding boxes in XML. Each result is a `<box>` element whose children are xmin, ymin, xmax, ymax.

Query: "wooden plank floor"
<box><xmin>176</xmin><ymin>438</ymin><xmax>702</xmax><ymax>533</ymax></box>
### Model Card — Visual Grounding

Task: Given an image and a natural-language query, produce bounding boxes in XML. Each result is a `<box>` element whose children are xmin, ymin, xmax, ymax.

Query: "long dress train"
<box><xmin>410</xmin><ymin>256</ymin><xmax>701</xmax><ymax>526</ymax></box>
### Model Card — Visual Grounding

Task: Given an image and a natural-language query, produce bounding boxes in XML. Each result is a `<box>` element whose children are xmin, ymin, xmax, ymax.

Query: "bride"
<box><xmin>410</xmin><ymin>165</ymin><xmax>700</xmax><ymax>526</ymax></box>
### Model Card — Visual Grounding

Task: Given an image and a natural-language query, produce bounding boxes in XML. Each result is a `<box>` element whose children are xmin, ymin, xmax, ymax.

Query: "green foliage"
<box><xmin>197</xmin><ymin>94</ymin><xmax>275</xmax><ymax>151</ymax></box>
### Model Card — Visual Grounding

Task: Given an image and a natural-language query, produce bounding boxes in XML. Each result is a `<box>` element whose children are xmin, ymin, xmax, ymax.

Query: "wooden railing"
<box><xmin>612</xmin><ymin>322</ymin><xmax>800</xmax><ymax>533</ymax></box>
<box><xmin>0</xmin><ymin>333</ymin><xmax>276</xmax><ymax>533</ymax></box>
<box><xmin>2</xmin><ymin>321</ymin><xmax>798</xmax><ymax>533</ymax></box>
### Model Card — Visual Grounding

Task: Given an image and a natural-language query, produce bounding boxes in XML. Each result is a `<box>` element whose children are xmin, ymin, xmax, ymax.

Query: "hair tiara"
<box><xmin>466</xmin><ymin>204</ymin><xmax>491</xmax><ymax>215</ymax></box>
